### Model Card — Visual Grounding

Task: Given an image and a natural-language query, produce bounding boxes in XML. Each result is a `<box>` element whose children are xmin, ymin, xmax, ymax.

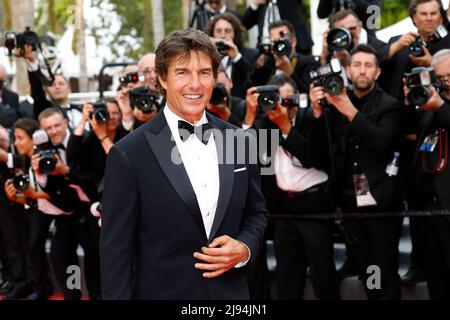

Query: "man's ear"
<box><xmin>345</xmin><ymin>65</ymin><xmax>351</xmax><ymax>81</ymax></box>
<box><xmin>158</xmin><ymin>75</ymin><xmax>167</xmax><ymax>90</ymax></box>
<box><xmin>374</xmin><ymin>67</ymin><xmax>381</xmax><ymax>81</ymax></box>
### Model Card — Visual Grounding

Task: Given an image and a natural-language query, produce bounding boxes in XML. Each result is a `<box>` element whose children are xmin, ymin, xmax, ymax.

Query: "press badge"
<box><xmin>353</xmin><ymin>173</ymin><xmax>377</xmax><ymax>207</ymax></box>
<box><xmin>420</xmin><ymin>132</ymin><xmax>438</xmax><ymax>153</ymax></box>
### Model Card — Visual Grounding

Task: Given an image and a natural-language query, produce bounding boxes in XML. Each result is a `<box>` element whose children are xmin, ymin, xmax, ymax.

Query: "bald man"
<box><xmin>0</xmin><ymin>64</ymin><xmax>20</xmax><ymax>128</ymax></box>
<box><xmin>138</xmin><ymin>53</ymin><xmax>157</xmax><ymax>92</ymax></box>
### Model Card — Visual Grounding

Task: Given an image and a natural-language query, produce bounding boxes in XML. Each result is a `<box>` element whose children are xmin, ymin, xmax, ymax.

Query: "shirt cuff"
<box><xmin>25</xmin><ymin>59</ymin><xmax>39</xmax><ymax>72</ymax></box>
<box><xmin>7</xmin><ymin>153</ymin><xmax>14</xmax><ymax>169</ymax></box>
<box><xmin>234</xmin><ymin>242</ymin><xmax>251</xmax><ymax>268</ymax></box>
<box><xmin>232</xmin><ymin>52</ymin><xmax>242</xmax><ymax>63</ymax></box>
<box><xmin>249</xmin><ymin>1</ymin><xmax>259</xmax><ymax>11</ymax></box>
<box><xmin>242</xmin><ymin>123</ymin><xmax>252</xmax><ymax>131</ymax></box>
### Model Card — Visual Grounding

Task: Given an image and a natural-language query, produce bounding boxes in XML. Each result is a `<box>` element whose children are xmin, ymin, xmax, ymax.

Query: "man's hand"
<box><xmin>16</xmin><ymin>44</ymin><xmax>35</xmax><ymax>62</ymax></box>
<box><xmin>409</xmin><ymin>45</ymin><xmax>432</xmax><ymax>67</ymax></box>
<box><xmin>267</xmin><ymin>104</ymin><xmax>292</xmax><ymax>135</ymax></box>
<box><xmin>207</xmin><ymin>99</ymin><xmax>231</xmax><ymax>121</ymax></box>
<box><xmin>309</xmin><ymin>83</ymin><xmax>325</xmax><ymax>118</ymax></box>
<box><xmin>333</xmin><ymin>50</ymin><xmax>351</xmax><ymax>68</ymax></box>
<box><xmin>421</xmin><ymin>85</ymin><xmax>445</xmax><ymax>111</ymax></box>
<box><xmin>320</xmin><ymin>29</ymin><xmax>330</xmax><ymax>65</ymax></box>
<box><xmin>31</xmin><ymin>153</ymin><xmax>41</xmax><ymax>173</ymax></box>
<box><xmin>274</xmin><ymin>54</ymin><xmax>294</xmax><ymax>76</ymax></box>
<box><xmin>244</xmin><ymin>87</ymin><xmax>259</xmax><ymax>126</ymax></box>
<box><xmin>133</xmin><ymin>107</ymin><xmax>157</xmax><ymax>123</ymax></box>
<box><xmin>193</xmin><ymin>235</ymin><xmax>249</xmax><ymax>278</ymax></box>
<box><xmin>388</xmin><ymin>32</ymin><xmax>418</xmax><ymax>59</ymax></box>
<box><xmin>251</xmin><ymin>0</ymin><xmax>266</xmax><ymax>6</ymax></box>
<box><xmin>49</xmin><ymin>153</ymin><xmax>69</xmax><ymax>176</ymax></box>
<box><xmin>115</xmin><ymin>88</ymin><xmax>133</xmax><ymax>120</ymax></box>
<box><xmin>324</xmin><ymin>87</ymin><xmax>358</xmax><ymax>121</ymax></box>
<box><xmin>210</xmin><ymin>38</ymin><xmax>239</xmax><ymax>60</ymax></box>
<box><xmin>4</xmin><ymin>180</ymin><xmax>17</xmax><ymax>201</ymax></box>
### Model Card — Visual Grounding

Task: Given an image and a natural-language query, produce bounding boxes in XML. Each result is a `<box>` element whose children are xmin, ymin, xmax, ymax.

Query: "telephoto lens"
<box><xmin>327</xmin><ymin>27</ymin><xmax>352</xmax><ymax>51</ymax></box>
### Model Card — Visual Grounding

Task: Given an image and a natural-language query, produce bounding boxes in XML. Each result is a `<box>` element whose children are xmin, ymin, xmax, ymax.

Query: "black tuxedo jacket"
<box><xmin>100</xmin><ymin>110</ymin><xmax>268</xmax><ymax>299</ymax></box>
<box><xmin>308</xmin><ymin>86</ymin><xmax>404</xmax><ymax>210</ymax></box>
<box><xmin>0</xmin><ymin>88</ymin><xmax>20</xmax><ymax>128</ymax></box>
<box><xmin>230</xmin><ymin>47</ymin><xmax>259</xmax><ymax>98</ymax></box>
<box><xmin>242</xmin><ymin>0</ymin><xmax>314</xmax><ymax>52</ymax></box>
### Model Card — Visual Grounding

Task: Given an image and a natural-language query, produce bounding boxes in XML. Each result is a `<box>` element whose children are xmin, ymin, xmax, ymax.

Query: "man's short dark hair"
<box><xmin>350</xmin><ymin>44</ymin><xmax>380</xmax><ymax>67</ymax></box>
<box><xmin>409</xmin><ymin>0</ymin><xmax>445</xmax><ymax>19</ymax></box>
<box><xmin>14</xmin><ymin>118</ymin><xmax>40</xmax><ymax>138</ymax></box>
<box><xmin>38</xmin><ymin>107</ymin><xmax>66</xmax><ymax>123</ymax></box>
<box><xmin>267</xmin><ymin>74</ymin><xmax>299</xmax><ymax>93</ymax></box>
<box><xmin>205</xmin><ymin>12</ymin><xmax>246</xmax><ymax>49</ymax></box>
<box><xmin>330</xmin><ymin>9</ymin><xmax>360</xmax><ymax>27</ymax></box>
<box><xmin>155</xmin><ymin>28</ymin><xmax>221</xmax><ymax>98</ymax></box>
<box><xmin>268</xmin><ymin>20</ymin><xmax>296</xmax><ymax>40</ymax></box>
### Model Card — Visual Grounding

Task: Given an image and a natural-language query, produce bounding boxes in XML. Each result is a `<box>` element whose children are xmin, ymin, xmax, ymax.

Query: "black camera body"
<box><xmin>215</xmin><ymin>41</ymin><xmax>231</xmax><ymax>55</ymax></box>
<box><xmin>281</xmin><ymin>93</ymin><xmax>309</xmax><ymax>109</ymax></box>
<box><xmin>119</xmin><ymin>71</ymin><xmax>144</xmax><ymax>85</ymax></box>
<box><xmin>255</xmin><ymin>85</ymin><xmax>280</xmax><ymax>111</ymax></box>
<box><xmin>409</xmin><ymin>37</ymin><xmax>428</xmax><ymax>57</ymax></box>
<box><xmin>327</xmin><ymin>27</ymin><xmax>353</xmax><ymax>52</ymax></box>
<box><xmin>404</xmin><ymin>67</ymin><xmax>437</xmax><ymax>107</ymax></box>
<box><xmin>272</xmin><ymin>39</ymin><xmax>292</xmax><ymax>56</ymax></box>
<box><xmin>210</xmin><ymin>83</ymin><xmax>228</xmax><ymax>105</ymax></box>
<box><xmin>129</xmin><ymin>86</ymin><xmax>161</xmax><ymax>114</ymax></box>
<box><xmin>32</xmin><ymin>129</ymin><xmax>57</xmax><ymax>174</ymax></box>
<box><xmin>12</xmin><ymin>173</ymin><xmax>30</xmax><ymax>191</ymax></box>
<box><xmin>89</xmin><ymin>101</ymin><xmax>109</xmax><ymax>123</ymax></box>
<box><xmin>4</xmin><ymin>26</ymin><xmax>40</xmax><ymax>56</ymax></box>
<box><xmin>258</xmin><ymin>37</ymin><xmax>272</xmax><ymax>55</ymax></box>
<box><xmin>310</xmin><ymin>58</ymin><xmax>344</xmax><ymax>96</ymax></box>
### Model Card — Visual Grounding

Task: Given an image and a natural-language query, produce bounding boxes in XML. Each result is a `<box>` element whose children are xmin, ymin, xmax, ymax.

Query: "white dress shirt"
<box><xmin>164</xmin><ymin>106</ymin><xmax>220</xmax><ymax>238</ymax></box>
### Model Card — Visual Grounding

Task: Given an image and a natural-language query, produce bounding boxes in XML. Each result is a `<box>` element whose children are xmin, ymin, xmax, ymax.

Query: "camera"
<box><xmin>281</xmin><ymin>93</ymin><xmax>309</xmax><ymax>109</ymax></box>
<box><xmin>129</xmin><ymin>86</ymin><xmax>161</xmax><ymax>114</ymax></box>
<box><xmin>119</xmin><ymin>71</ymin><xmax>144</xmax><ymax>85</ymax></box>
<box><xmin>327</xmin><ymin>27</ymin><xmax>353</xmax><ymax>52</ymax></box>
<box><xmin>255</xmin><ymin>85</ymin><xmax>280</xmax><ymax>111</ymax></box>
<box><xmin>404</xmin><ymin>67</ymin><xmax>437</xmax><ymax>107</ymax></box>
<box><xmin>272</xmin><ymin>39</ymin><xmax>292</xmax><ymax>56</ymax></box>
<box><xmin>258</xmin><ymin>37</ymin><xmax>272</xmax><ymax>55</ymax></box>
<box><xmin>428</xmin><ymin>24</ymin><xmax>449</xmax><ymax>44</ymax></box>
<box><xmin>89</xmin><ymin>101</ymin><xmax>109</xmax><ymax>123</ymax></box>
<box><xmin>215</xmin><ymin>41</ymin><xmax>230</xmax><ymax>55</ymax></box>
<box><xmin>3</xmin><ymin>26</ymin><xmax>40</xmax><ymax>56</ymax></box>
<box><xmin>310</xmin><ymin>58</ymin><xmax>344</xmax><ymax>96</ymax></box>
<box><xmin>409</xmin><ymin>37</ymin><xmax>428</xmax><ymax>57</ymax></box>
<box><xmin>12</xmin><ymin>173</ymin><xmax>30</xmax><ymax>191</ymax></box>
<box><xmin>32</xmin><ymin>129</ymin><xmax>57</xmax><ymax>174</ymax></box>
<box><xmin>210</xmin><ymin>83</ymin><xmax>228</xmax><ymax>105</ymax></box>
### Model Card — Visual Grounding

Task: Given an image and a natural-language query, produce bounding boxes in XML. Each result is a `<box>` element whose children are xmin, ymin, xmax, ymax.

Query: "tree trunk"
<box><xmin>1</xmin><ymin>0</ymin><xmax>12</xmax><ymax>30</ymax></box>
<box><xmin>226</xmin><ymin>0</ymin><xmax>237</xmax><ymax>11</ymax></box>
<box><xmin>77</xmin><ymin>0</ymin><xmax>88</xmax><ymax>92</ymax></box>
<box><xmin>10</xmin><ymin>0</ymin><xmax>34</xmax><ymax>96</ymax></box>
<box><xmin>49</xmin><ymin>0</ymin><xmax>57</xmax><ymax>33</ymax></box>
<box><xmin>182</xmin><ymin>0</ymin><xmax>191</xmax><ymax>29</ymax></box>
<box><xmin>151</xmin><ymin>0</ymin><xmax>165</xmax><ymax>48</ymax></box>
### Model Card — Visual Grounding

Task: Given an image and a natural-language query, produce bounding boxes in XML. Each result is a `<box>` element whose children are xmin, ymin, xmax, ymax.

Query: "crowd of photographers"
<box><xmin>1</xmin><ymin>0</ymin><xmax>450</xmax><ymax>300</ymax></box>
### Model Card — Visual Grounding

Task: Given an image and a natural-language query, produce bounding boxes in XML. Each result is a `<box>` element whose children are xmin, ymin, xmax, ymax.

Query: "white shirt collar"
<box><xmin>358</xmin><ymin>28</ymin><xmax>368</xmax><ymax>45</ymax></box>
<box><xmin>62</xmin><ymin>129</ymin><xmax>71</xmax><ymax>148</ymax></box>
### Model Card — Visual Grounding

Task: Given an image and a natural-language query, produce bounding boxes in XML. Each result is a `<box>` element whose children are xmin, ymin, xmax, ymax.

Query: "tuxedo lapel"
<box><xmin>143</xmin><ymin>112</ymin><xmax>207</xmax><ymax>240</ymax></box>
<box><xmin>207</xmin><ymin>115</ymin><xmax>235</xmax><ymax>242</ymax></box>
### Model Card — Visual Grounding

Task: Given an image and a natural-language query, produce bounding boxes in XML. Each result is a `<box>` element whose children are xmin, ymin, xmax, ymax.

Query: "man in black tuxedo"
<box><xmin>100</xmin><ymin>28</ymin><xmax>268</xmax><ymax>300</ymax></box>
<box><xmin>309</xmin><ymin>44</ymin><xmax>404</xmax><ymax>300</ymax></box>
<box><xmin>242</xmin><ymin>0</ymin><xmax>314</xmax><ymax>55</ymax></box>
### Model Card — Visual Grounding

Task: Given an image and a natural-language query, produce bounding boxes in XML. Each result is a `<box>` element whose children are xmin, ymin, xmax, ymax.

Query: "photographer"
<box><xmin>403</xmin><ymin>49</ymin><xmax>450</xmax><ymax>299</ymax></box>
<box><xmin>34</xmin><ymin>107</ymin><xmax>101</xmax><ymax>299</ymax></box>
<box><xmin>205</xmin><ymin>12</ymin><xmax>259</xmax><ymax>99</ymax></box>
<box><xmin>242</xmin><ymin>0</ymin><xmax>314</xmax><ymax>55</ymax></box>
<box><xmin>309</xmin><ymin>44</ymin><xmax>404</xmax><ymax>300</ymax></box>
<box><xmin>317</xmin><ymin>0</ymin><xmax>382</xmax><ymax>37</ymax></box>
<box><xmin>0</xmin><ymin>126</ymin><xmax>30</xmax><ymax>299</ymax></box>
<box><xmin>320</xmin><ymin>10</ymin><xmax>387</xmax><ymax>67</ymax></box>
<box><xmin>381</xmin><ymin>0</ymin><xmax>450</xmax><ymax>102</ymax></box>
<box><xmin>206</xmin><ymin>67</ymin><xmax>245</xmax><ymax>127</ymax></box>
<box><xmin>249</xmin><ymin>20</ymin><xmax>319</xmax><ymax>94</ymax></box>
<box><xmin>68</xmin><ymin>98</ymin><xmax>128</xmax><ymax>204</ymax></box>
<box><xmin>20</xmin><ymin>45</ymin><xmax>84</xmax><ymax>129</ymax></box>
<box><xmin>263</xmin><ymin>75</ymin><xmax>339</xmax><ymax>300</ymax></box>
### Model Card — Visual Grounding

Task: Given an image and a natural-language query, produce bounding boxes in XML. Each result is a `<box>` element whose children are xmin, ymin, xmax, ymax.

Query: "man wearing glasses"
<box><xmin>408</xmin><ymin>49</ymin><xmax>450</xmax><ymax>299</ymax></box>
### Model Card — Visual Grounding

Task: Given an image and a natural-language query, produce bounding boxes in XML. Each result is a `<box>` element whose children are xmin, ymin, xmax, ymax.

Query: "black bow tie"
<box><xmin>178</xmin><ymin>120</ymin><xmax>213</xmax><ymax>145</ymax></box>
<box><xmin>53</xmin><ymin>144</ymin><xmax>66</xmax><ymax>150</ymax></box>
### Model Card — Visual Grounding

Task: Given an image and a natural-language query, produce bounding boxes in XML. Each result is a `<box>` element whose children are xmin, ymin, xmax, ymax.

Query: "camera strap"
<box><xmin>421</xmin><ymin>128</ymin><xmax>448</xmax><ymax>175</ymax></box>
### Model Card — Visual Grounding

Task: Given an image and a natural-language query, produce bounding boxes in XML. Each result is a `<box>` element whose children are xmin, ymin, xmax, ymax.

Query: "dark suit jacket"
<box><xmin>308</xmin><ymin>85</ymin><xmax>404</xmax><ymax>210</ymax></box>
<box><xmin>0</xmin><ymin>88</ymin><xmax>21</xmax><ymax>128</ymax></box>
<box><xmin>230</xmin><ymin>47</ymin><xmax>259</xmax><ymax>98</ymax></box>
<box><xmin>242</xmin><ymin>0</ymin><xmax>314</xmax><ymax>53</ymax></box>
<box><xmin>100</xmin><ymin>110</ymin><xmax>268</xmax><ymax>299</ymax></box>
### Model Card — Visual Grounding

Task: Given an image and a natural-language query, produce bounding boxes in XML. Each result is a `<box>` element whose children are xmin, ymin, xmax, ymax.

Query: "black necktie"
<box><xmin>178</xmin><ymin>120</ymin><xmax>213</xmax><ymax>145</ymax></box>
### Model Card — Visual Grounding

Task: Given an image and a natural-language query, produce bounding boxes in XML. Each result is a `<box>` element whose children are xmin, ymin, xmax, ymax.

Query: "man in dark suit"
<box><xmin>309</xmin><ymin>44</ymin><xmax>404</xmax><ymax>299</ymax></box>
<box><xmin>100</xmin><ymin>28</ymin><xmax>268</xmax><ymax>300</ymax></box>
<box><xmin>242</xmin><ymin>0</ymin><xmax>314</xmax><ymax>54</ymax></box>
<box><xmin>0</xmin><ymin>64</ymin><xmax>21</xmax><ymax>129</ymax></box>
